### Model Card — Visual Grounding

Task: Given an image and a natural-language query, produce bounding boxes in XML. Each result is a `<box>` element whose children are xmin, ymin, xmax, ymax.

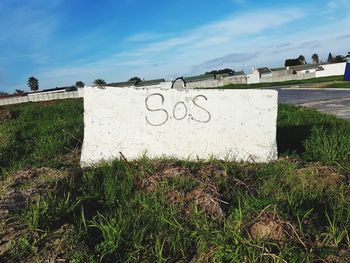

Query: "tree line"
<box><xmin>1</xmin><ymin>77</ymin><xmax>139</xmax><ymax>95</ymax></box>
<box><xmin>285</xmin><ymin>52</ymin><xmax>347</xmax><ymax>67</ymax></box>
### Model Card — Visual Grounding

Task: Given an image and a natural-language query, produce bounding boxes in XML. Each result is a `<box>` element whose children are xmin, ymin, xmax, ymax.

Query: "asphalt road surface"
<box><xmin>278</xmin><ymin>88</ymin><xmax>350</xmax><ymax>120</ymax></box>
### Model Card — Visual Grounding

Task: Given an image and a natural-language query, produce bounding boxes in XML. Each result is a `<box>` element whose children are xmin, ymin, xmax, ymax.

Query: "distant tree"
<box><xmin>205</xmin><ymin>68</ymin><xmax>234</xmax><ymax>75</ymax></box>
<box><xmin>75</xmin><ymin>81</ymin><xmax>85</xmax><ymax>88</ymax></box>
<box><xmin>129</xmin><ymin>76</ymin><xmax>142</xmax><ymax>83</ymax></box>
<box><xmin>15</xmin><ymin>89</ymin><xmax>25</xmax><ymax>94</ymax></box>
<box><xmin>298</xmin><ymin>55</ymin><xmax>306</xmax><ymax>64</ymax></box>
<box><xmin>93</xmin><ymin>79</ymin><xmax>106</xmax><ymax>86</ymax></box>
<box><xmin>333</xmin><ymin>55</ymin><xmax>346</xmax><ymax>63</ymax></box>
<box><xmin>312</xmin><ymin>53</ymin><xmax>319</xmax><ymax>64</ymax></box>
<box><xmin>0</xmin><ymin>91</ymin><xmax>8</xmax><ymax>96</ymax></box>
<box><xmin>327</xmin><ymin>52</ymin><xmax>334</xmax><ymax>63</ymax></box>
<box><xmin>285</xmin><ymin>58</ymin><xmax>302</xmax><ymax>67</ymax></box>
<box><xmin>27</xmin><ymin>76</ymin><xmax>39</xmax><ymax>92</ymax></box>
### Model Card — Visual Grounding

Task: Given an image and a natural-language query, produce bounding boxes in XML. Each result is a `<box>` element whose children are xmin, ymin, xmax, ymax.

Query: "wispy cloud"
<box><xmin>190</xmin><ymin>53</ymin><xmax>258</xmax><ymax>74</ymax></box>
<box><xmin>126</xmin><ymin>32</ymin><xmax>167</xmax><ymax>42</ymax></box>
<box><xmin>30</xmin><ymin>8</ymin><xmax>304</xmax><ymax>87</ymax></box>
<box><xmin>2</xmin><ymin>1</ymin><xmax>350</xmax><ymax>91</ymax></box>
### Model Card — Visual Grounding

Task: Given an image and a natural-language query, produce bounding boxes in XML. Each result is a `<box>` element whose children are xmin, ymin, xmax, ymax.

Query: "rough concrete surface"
<box><xmin>81</xmin><ymin>87</ymin><xmax>278</xmax><ymax>166</ymax></box>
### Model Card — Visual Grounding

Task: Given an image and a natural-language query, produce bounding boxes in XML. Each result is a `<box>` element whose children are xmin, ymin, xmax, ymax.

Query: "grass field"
<box><xmin>1</xmin><ymin>99</ymin><xmax>350</xmax><ymax>262</ymax></box>
<box><xmin>213</xmin><ymin>75</ymin><xmax>350</xmax><ymax>89</ymax></box>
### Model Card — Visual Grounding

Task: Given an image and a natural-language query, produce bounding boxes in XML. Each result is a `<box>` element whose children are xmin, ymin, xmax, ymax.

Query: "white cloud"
<box><xmin>31</xmin><ymin>8</ymin><xmax>304</xmax><ymax>87</ymax></box>
<box><xmin>126</xmin><ymin>32</ymin><xmax>167</xmax><ymax>42</ymax></box>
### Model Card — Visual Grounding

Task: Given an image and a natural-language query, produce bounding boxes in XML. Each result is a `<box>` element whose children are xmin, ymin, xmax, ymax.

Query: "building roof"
<box><xmin>270</xmin><ymin>67</ymin><xmax>286</xmax><ymax>72</ymax></box>
<box><xmin>106</xmin><ymin>80</ymin><xmax>138</xmax><ymax>87</ymax></box>
<box><xmin>39</xmin><ymin>86</ymin><xmax>77</xmax><ymax>93</ymax></box>
<box><xmin>233</xmin><ymin>71</ymin><xmax>246</xmax><ymax>76</ymax></box>
<box><xmin>215</xmin><ymin>73</ymin><xmax>231</xmax><ymax>79</ymax></box>
<box><xmin>64</xmin><ymin>86</ymin><xmax>78</xmax><ymax>92</ymax></box>
<box><xmin>184</xmin><ymin>74</ymin><xmax>215</xmax><ymax>82</ymax></box>
<box><xmin>288</xmin><ymin>62</ymin><xmax>329</xmax><ymax>71</ymax></box>
<box><xmin>257</xmin><ymin>67</ymin><xmax>272</xmax><ymax>75</ymax></box>
<box><xmin>41</xmin><ymin>87</ymin><xmax>65</xmax><ymax>92</ymax></box>
<box><xmin>136</xmin><ymin>79</ymin><xmax>165</xmax><ymax>87</ymax></box>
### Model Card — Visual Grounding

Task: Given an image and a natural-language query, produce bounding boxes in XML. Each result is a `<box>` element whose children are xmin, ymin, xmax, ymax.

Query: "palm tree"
<box><xmin>311</xmin><ymin>53</ymin><xmax>319</xmax><ymax>64</ymax></box>
<box><xmin>27</xmin><ymin>76</ymin><xmax>39</xmax><ymax>92</ymax></box>
<box><xmin>129</xmin><ymin>76</ymin><xmax>142</xmax><ymax>82</ymax></box>
<box><xmin>93</xmin><ymin>79</ymin><xmax>106</xmax><ymax>87</ymax></box>
<box><xmin>75</xmin><ymin>81</ymin><xmax>85</xmax><ymax>88</ymax></box>
<box><xmin>15</xmin><ymin>89</ymin><xmax>25</xmax><ymax>94</ymax></box>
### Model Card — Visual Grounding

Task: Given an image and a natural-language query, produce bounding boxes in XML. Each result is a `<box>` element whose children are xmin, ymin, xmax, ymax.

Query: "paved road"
<box><xmin>278</xmin><ymin>88</ymin><xmax>350</xmax><ymax>120</ymax></box>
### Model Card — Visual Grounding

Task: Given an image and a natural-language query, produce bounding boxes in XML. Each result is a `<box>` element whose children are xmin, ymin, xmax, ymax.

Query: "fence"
<box><xmin>0</xmin><ymin>91</ymin><xmax>81</xmax><ymax>106</ymax></box>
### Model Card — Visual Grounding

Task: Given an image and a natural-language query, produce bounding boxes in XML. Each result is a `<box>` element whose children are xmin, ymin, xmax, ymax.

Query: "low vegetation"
<box><xmin>0</xmin><ymin>99</ymin><xmax>350</xmax><ymax>262</ymax></box>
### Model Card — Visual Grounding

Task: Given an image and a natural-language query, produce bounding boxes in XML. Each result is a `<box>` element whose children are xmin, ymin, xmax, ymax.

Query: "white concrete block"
<box><xmin>81</xmin><ymin>87</ymin><xmax>278</xmax><ymax>167</ymax></box>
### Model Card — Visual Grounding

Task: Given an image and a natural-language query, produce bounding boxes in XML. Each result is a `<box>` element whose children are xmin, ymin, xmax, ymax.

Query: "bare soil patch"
<box><xmin>0</xmin><ymin>168</ymin><xmax>69</xmax><ymax>258</ymax></box>
<box><xmin>141</xmin><ymin>164</ymin><xmax>227</xmax><ymax>221</ymax></box>
<box><xmin>0</xmin><ymin>110</ymin><xmax>18</xmax><ymax>121</ymax></box>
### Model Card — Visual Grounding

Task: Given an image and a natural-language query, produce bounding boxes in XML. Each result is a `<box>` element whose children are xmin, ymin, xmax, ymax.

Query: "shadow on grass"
<box><xmin>277</xmin><ymin>125</ymin><xmax>312</xmax><ymax>155</ymax></box>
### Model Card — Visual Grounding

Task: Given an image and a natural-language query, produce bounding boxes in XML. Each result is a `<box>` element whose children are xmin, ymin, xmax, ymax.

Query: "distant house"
<box><xmin>224</xmin><ymin>71</ymin><xmax>247</xmax><ymax>85</ymax></box>
<box><xmin>184</xmin><ymin>74</ymin><xmax>215</xmax><ymax>83</ymax></box>
<box><xmin>286</xmin><ymin>63</ymin><xmax>329</xmax><ymax>75</ymax></box>
<box><xmin>247</xmin><ymin>68</ymin><xmax>271</xmax><ymax>84</ymax></box>
<box><xmin>233</xmin><ymin>71</ymin><xmax>245</xmax><ymax>76</ymax></box>
<box><xmin>106</xmin><ymin>79</ymin><xmax>166</xmax><ymax>88</ymax></box>
<box><xmin>31</xmin><ymin>86</ymin><xmax>77</xmax><ymax>94</ymax></box>
<box><xmin>215</xmin><ymin>72</ymin><xmax>232</xmax><ymax>80</ymax></box>
<box><xmin>257</xmin><ymin>67</ymin><xmax>273</xmax><ymax>78</ymax></box>
<box><xmin>106</xmin><ymin>80</ymin><xmax>139</xmax><ymax>87</ymax></box>
<box><xmin>136</xmin><ymin>79</ymin><xmax>165</xmax><ymax>87</ymax></box>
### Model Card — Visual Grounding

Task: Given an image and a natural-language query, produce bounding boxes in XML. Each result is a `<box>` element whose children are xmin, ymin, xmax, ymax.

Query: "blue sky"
<box><xmin>0</xmin><ymin>0</ymin><xmax>349</xmax><ymax>92</ymax></box>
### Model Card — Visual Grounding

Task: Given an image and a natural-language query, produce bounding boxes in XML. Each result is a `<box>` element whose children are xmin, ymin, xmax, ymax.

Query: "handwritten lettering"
<box><xmin>145</xmin><ymin>93</ymin><xmax>211</xmax><ymax>126</ymax></box>
<box><xmin>191</xmin><ymin>95</ymin><xmax>211</xmax><ymax>123</ymax></box>
<box><xmin>173</xmin><ymin>102</ymin><xmax>188</xmax><ymax>120</ymax></box>
<box><xmin>145</xmin><ymin>93</ymin><xmax>169</xmax><ymax>126</ymax></box>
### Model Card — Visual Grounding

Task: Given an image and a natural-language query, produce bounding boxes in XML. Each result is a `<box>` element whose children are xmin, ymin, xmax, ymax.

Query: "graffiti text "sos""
<box><xmin>145</xmin><ymin>93</ymin><xmax>211</xmax><ymax>126</ymax></box>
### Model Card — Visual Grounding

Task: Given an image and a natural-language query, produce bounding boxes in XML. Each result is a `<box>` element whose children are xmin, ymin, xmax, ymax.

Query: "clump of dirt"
<box><xmin>0</xmin><ymin>168</ymin><xmax>69</xmax><ymax>258</ymax></box>
<box><xmin>290</xmin><ymin>164</ymin><xmax>345</xmax><ymax>192</ymax></box>
<box><xmin>0</xmin><ymin>110</ymin><xmax>18</xmax><ymax>121</ymax></box>
<box><xmin>325</xmin><ymin>249</ymin><xmax>350</xmax><ymax>263</ymax></box>
<box><xmin>186</xmin><ymin>186</ymin><xmax>225</xmax><ymax>221</ymax></box>
<box><xmin>250</xmin><ymin>220</ymin><xmax>286</xmax><ymax>242</ymax></box>
<box><xmin>61</xmin><ymin>148</ymin><xmax>82</xmax><ymax>168</ymax></box>
<box><xmin>196</xmin><ymin>164</ymin><xmax>226</xmax><ymax>182</ymax></box>
<box><xmin>249</xmin><ymin>209</ymin><xmax>305</xmax><ymax>246</ymax></box>
<box><xmin>141</xmin><ymin>166</ymin><xmax>191</xmax><ymax>192</ymax></box>
<box><xmin>141</xmin><ymin>164</ymin><xmax>226</xmax><ymax>221</ymax></box>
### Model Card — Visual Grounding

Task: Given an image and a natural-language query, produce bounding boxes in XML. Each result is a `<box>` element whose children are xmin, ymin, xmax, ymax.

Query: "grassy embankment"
<box><xmin>0</xmin><ymin>99</ymin><xmax>350</xmax><ymax>262</ymax></box>
<box><xmin>215</xmin><ymin>75</ymin><xmax>350</xmax><ymax>89</ymax></box>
